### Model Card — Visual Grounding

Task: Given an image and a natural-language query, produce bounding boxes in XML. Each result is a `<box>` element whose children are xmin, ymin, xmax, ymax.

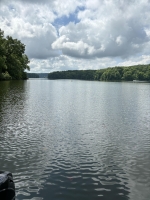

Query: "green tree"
<box><xmin>122</xmin><ymin>70</ymin><xmax>133</xmax><ymax>81</ymax></box>
<box><xmin>101</xmin><ymin>68</ymin><xmax>121</xmax><ymax>81</ymax></box>
<box><xmin>0</xmin><ymin>30</ymin><xmax>7</xmax><ymax>75</ymax></box>
<box><xmin>0</xmin><ymin>29</ymin><xmax>30</xmax><ymax>80</ymax></box>
<box><xmin>48</xmin><ymin>65</ymin><xmax>150</xmax><ymax>82</ymax></box>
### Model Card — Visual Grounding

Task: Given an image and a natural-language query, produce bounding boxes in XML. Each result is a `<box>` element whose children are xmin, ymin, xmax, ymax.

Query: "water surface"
<box><xmin>0</xmin><ymin>80</ymin><xmax>150</xmax><ymax>200</ymax></box>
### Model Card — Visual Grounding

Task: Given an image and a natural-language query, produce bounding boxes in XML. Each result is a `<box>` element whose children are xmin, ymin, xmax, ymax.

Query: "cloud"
<box><xmin>0</xmin><ymin>0</ymin><xmax>150</xmax><ymax>72</ymax></box>
<box><xmin>28</xmin><ymin>53</ymin><xmax>150</xmax><ymax>73</ymax></box>
<box><xmin>29</xmin><ymin>55</ymin><xmax>117</xmax><ymax>73</ymax></box>
<box><xmin>0</xmin><ymin>0</ymin><xmax>84</xmax><ymax>60</ymax></box>
<box><xmin>24</xmin><ymin>23</ymin><xmax>59</xmax><ymax>59</ymax></box>
<box><xmin>52</xmin><ymin>15</ymin><xmax>148</xmax><ymax>59</ymax></box>
<box><xmin>0</xmin><ymin>1</ymin><xmax>58</xmax><ymax>59</ymax></box>
<box><xmin>52</xmin><ymin>35</ymin><xmax>96</xmax><ymax>58</ymax></box>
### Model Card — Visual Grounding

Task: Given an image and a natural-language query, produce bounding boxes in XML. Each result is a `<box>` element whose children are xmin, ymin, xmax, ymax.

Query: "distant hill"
<box><xmin>27</xmin><ymin>73</ymin><xmax>39</xmax><ymax>78</ymax></box>
<box><xmin>27</xmin><ymin>73</ymin><xmax>49</xmax><ymax>78</ymax></box>
<box><xmin>37</xmin><ymin>73</ymin><xmax>49</xmax><ymax>78</ymax></box>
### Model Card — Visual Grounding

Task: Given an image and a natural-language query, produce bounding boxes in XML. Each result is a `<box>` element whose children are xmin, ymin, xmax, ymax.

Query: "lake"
<box><xmin>0</xmin><ymin>79</ymin><xmax>150</xmax><ymax>200</ymax></box>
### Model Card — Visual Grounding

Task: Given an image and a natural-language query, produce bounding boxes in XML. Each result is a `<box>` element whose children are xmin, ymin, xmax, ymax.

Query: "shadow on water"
<box><xmin>0</xmin><ymin>80</ymin><xmax>28</xmax><ymax>135</ymax></box>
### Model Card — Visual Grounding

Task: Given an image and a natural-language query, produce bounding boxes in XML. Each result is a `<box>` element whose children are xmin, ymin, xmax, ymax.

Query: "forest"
<box><xmin>48</xmin><ymin>64</ymin><xmax>150</xmax><ymax>81</ymax></box>
<box><xmin>0</xmin><ymin>29</ymin><xmax>30</xmax><ymax>80</ymax></box>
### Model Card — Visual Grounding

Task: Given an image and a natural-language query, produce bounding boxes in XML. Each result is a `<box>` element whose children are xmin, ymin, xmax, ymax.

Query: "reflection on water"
<box><xmin>0</xmin><ymin>80</ymin><xmax>150</xmax><ymax>200</ymax></box>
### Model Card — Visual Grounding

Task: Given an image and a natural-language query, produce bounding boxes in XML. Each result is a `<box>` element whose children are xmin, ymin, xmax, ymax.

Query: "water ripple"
<box><xmin>0</xmin><ymin>80</ymin><xmax>150</xmax><ymax>200</ymax></box>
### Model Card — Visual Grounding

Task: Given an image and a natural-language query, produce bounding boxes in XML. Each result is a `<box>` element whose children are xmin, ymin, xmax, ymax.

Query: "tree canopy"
<box><xmin>48</xmin><ymin>65</ymin><xmax>150</xmax><ymax>82</ymax></box>
<box><xmin>0</xmin><ymin>29</ymin><xmax>30</xmax><ymax>80</ymax></box>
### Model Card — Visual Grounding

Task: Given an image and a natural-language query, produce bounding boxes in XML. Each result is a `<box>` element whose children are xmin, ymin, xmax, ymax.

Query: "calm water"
<box><xmin>0</xmin><ymin>79</ymin><xmax>150</xmax><ymax>200</ymax></box>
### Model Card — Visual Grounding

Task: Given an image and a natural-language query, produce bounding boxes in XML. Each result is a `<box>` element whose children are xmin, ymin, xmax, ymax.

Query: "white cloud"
<box><xmin>53</xmin><ymin>15</ymin><xmax>148</xmax><ymax>59</ymax></box>
<box><xmin>29</xmin><ymin>55</ymin><xmax>114</xmax><ymax>73</ymax></box>
<box><xmin>0</xmin><ymin>0</ymin><xmax>150</xmax><ymax>72</ymax></box>
<box><xmin>118</xmin><ymin>54</ymin><xmax>150</xmax><ymax>66</ymax></box>
<box><xmin>52</xmin><ymin>35</ymin><xmax>96</xmax><ymax>58</ymax></box>
<box><xmin>116</xmin><ymin>36</ymin><xmax>125</xmax><ymax>46</ymax></box>
<box><xmin>24</xmin><ymin>23</ymin><xmax>58</xmax><ymax>59</ymax></box>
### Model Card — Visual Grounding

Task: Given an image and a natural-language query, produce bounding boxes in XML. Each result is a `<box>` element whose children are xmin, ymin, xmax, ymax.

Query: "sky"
<box><xmin>0</xmin><ymin>0</ymin><xmax>150</xmax><ymax>73</ymax></box>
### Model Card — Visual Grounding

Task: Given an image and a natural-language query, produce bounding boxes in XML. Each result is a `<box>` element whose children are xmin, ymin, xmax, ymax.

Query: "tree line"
<box><xmin>48</xmin><ymin>70</ymin><xmax>96</xmax><ymax>80</ymax></box>
<box><xmin>0</xmin><ymin>29</ymin><xmax>30</xmax><ymax>80</ymax></box>
<box><xmin>48</xmin><ymin>65</ymin><xmax>150</xmax><ymax>81</ymax></box>
<box><xmin>27</xmin><ymin>73</ymin><xmax>39</xmax><ymax>78</ymax></box>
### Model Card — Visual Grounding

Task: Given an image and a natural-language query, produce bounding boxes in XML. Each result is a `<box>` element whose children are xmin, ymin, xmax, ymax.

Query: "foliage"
<box><xmin>0</xmin><ymin>29</ymin><xmax>30</xmax><ymax>80</ymax></box>
<box><xmin>0</xmin><ymin>71</ymin><xmax>12</xmax><ymax>80</ymax></box>
<box><xmin>48</xmin><ymin>65</ymin><xmax>150</xmax><ymax>82</ymax></box>
<box><xmin>48</xmin><ymin>70</ymin><xmax>96</xmax><ymax>80</ymax></box>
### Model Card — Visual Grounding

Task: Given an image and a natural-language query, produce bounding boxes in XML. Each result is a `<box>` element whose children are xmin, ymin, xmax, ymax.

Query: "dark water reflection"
<box><xmin>0</xmin><ymin>80</ymin><xmax>150</xmax><ymax>200</ymax></box>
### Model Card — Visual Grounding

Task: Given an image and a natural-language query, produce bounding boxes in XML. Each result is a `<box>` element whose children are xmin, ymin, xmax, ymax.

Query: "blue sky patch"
<box><xmin>53</xmin><ymin>6</ymin><xmax>85</xmax><ymax>29</ymax></box>
<box><xmin>54</xmin><ymin>13</ymin><xmax>79</xmax><ymax>27</ymax></box>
